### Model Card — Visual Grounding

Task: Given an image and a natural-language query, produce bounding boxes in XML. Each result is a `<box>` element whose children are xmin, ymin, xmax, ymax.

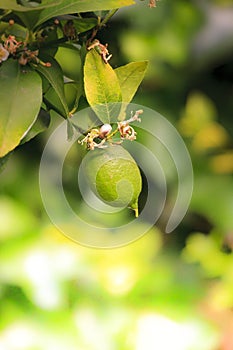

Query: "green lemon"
<box><xmin>82</xmin><ymin>145</ymin><xmax>142</xmax><ymax>216</ymax></box>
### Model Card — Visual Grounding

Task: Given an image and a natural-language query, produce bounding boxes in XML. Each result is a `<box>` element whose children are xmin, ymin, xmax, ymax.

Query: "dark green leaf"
<box><xmin>20</xmin><ymin>108</ymin><xmax>51</xmax><ymax>144</ymax></box>
<box><xmin>0</xmin><ymin>60</ymin><xmax>42</xmax><ymax>157</ymax></box>
<box><xmin>44</xmin><ymin>82</ymin><xmax>82</xmax><ymax>117</ymax></box>
<box><xmin>15</xmin><ymin>11</ymin><xmax>43</xmax><ymax>31</ymax></box>
<box><xmin>0</xmin><ymin>21</ymin><xmax>28</xmax><ymax>40</ymax></box>
<box><xmin>0</xmin><ymin>0</ymin><xmax>61</xmax><ymax>11</ymax></box>
<box><xmin>60</xmin><ymin>17</ymin><xmax>98</xmax><ymax>34</ymax></box>
<box><xmin>35</xmin><ymin>55</ymin><xmax>69</xmax><ymax>118</ymax></box>
<box><xmin>44</xmin><ymin>86</ymin><xmax>66</xmax><ymax>117</ymax></box>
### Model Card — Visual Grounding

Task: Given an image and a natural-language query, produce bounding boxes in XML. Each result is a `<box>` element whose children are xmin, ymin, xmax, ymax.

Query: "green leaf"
<box><xmin>0</xmin><ymin>0</ymin><xmax>61</xmax><ymax>11</ymax></box>
<box><xmin>35</xmin><ymin>0</ymin><xmax>135</xmax><ymax>27</ymax></box>
<box><xmin>15</xmin><ymin>11</ymin><xmax>43</xmax><ymax>32</ymax></box>
<box><xmin>66</xmin><ymin>118</ymin><xmax>74</xmax><ymax>141</ymax></box>
<box><xmin>20</xmin><ymin>108</ymin><xmax>50</xmax><ymax>144</ymax></box>
<box><xmin>84</xmin><ymin>49</ymin><xmax>122</xmax><ymax>124</ymax></box>
<box><xmin>44</xmin><ymin>82</ymin><xmax>82</xmax><ymax>117</ymax></box>
<box><xmin>0</xmin><ymin>21</ymin><xmax>28</xmax><ymax>40</ymax></box>
<box><xmin>0</xmin><ymin>60</ymin><xmax>42</xmax><ymax>157</ymax></box>
<box><xmin>54</xmin><ymin>44</ymin><xmax>82</xmax><ymax>82</ymax></box>
<box><xmin>60</xmin><ymin>17</ymin><xmax>98</xmax><ymax>34</ymax></box>
<box><xmin>64</xmin><ymin>82</ymin><xmax>83</xmax><ymax>113</ymax></box>
<box><xmin>35</xmin><ymin>55</ymin><xmax>69</xmax><ymax>118</ymax></box>
<box><xmin>115</xmin><ymin>61</ymin><xmax>148</xmax><ymax>120</ymax></box>
<box><xmin>73</xmin><ymin>17</ymin><xmax>98</xmax><ymax>34</ymax></box>
<box><xmin>44</xmin><ymin>87</ymin><xmax>64</xmax><ymax>116</ymax></box>
<box><xmin>115</xmin><ymin>61</ymin><xmax>148</xmax><ymax>103</ymax></box>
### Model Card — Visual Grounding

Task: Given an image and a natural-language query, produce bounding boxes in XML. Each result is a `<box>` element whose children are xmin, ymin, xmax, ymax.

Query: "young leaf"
<box><xmin>35</xmin><ymin>0</ymin><xmax>135</xmax><ymax>27</ymax></box>
<box><xmin>115</xmin><ymin>61</ymin><xmax>148</xmax><ymax>103</ymax></box>
<box><xmin>115</xmin><ymin>61</ymin><xmax>148</xmax><ymax>120</ymax></box>
<box><xmin>0</xmin><ymin>60</ymin><xmax>42</xmax><ymax>157</ymax></box>
<box><xmin>35</xmin><ymin>55</ymin><xmax>69</xmax><ymax>118</ymax></box>
<box><xmin>84</xmin><ymin>50</ymin><xmax>122</xmax><ymax>124</ymax></box>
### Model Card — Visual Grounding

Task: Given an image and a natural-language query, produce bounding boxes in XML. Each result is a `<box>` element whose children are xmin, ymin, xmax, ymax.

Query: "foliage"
<box><xmin>0</xmin><ymin>0</ymin><xmax>148</xmax><ymax>158</ymax></box>
<box><xmin>0</xmin><ymin>0</ymin><xmax>233</xmax><ymax>349</ymax></box>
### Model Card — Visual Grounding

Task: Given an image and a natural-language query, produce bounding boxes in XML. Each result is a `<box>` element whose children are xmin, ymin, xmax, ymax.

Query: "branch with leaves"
<box><xmin>0</xmin><ymin>0</ymin><xmax>155</xmax><ymax>162</ymax></box>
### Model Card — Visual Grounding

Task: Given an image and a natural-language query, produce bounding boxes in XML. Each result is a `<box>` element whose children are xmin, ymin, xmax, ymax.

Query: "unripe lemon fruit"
<box><xmin>82</xmin><ymin>145</ymin><xmax>142</xmax><ymax>216</ymax></box>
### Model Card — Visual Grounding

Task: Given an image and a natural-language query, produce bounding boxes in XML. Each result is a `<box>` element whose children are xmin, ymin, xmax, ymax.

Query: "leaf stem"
<box><xmin>38</xmin><ymin>37</ymin><xmax>68</xmax><ymax>49</ymax></box>
<box><xmin>88</xmin><ymin>9</ymin><xmax>118</xmax><ymax>43</ymax></box>
<box><xmin>100</xmin><ymin>9</ymin><xmax>118</xmax><ymax>28</ymax></box>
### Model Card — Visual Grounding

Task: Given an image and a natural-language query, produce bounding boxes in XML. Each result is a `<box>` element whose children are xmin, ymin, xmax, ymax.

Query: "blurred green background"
<box><xmin>1</xmin><ymin>0</ymin><xmax>233</xmax><ymax>349</ymax></box>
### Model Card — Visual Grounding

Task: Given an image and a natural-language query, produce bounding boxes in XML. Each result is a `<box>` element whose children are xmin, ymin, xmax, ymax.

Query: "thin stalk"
<box><xmin>100</xmin><ymin>9</ymin><xmax>118</xmax><ymax>28</ymax></box>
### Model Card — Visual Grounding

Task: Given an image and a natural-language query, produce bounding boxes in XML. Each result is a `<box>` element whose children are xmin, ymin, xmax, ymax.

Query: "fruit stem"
<box><xmin>134</xmin><ymin>208</ymin><xmax>139</xmax><ymax>218</ymax></box>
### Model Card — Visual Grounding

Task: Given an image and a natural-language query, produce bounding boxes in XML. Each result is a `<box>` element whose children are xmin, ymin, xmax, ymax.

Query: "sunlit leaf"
<box><xmin>115</xmin><ymin>61</ymin><xmax>148</xmax><ymax>119</ymax></box>
<box><xmin>84</xmin><ymin>49</ymin><xmax>122</xmax><ymax>123</ymax></box>
<box><xmin>115</xmin><ymin>61</ymin><xmax>148</xmax><ymax>103</ymax></box>
<box><xmin>35</xmin><ymin>0</ymin><xmax>135</xmax><ymax>27</ymax></box>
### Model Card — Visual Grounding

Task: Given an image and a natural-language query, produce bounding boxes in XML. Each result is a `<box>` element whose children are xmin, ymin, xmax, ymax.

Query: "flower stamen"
<box><xmin>87</xmin><ymin>39</ymin><xmax>112</xmax><ymax>64</ymax></box>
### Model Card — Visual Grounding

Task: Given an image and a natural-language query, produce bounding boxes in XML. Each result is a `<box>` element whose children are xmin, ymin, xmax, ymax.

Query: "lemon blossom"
<box><xmin>0</xmin><ymin>44</ymin><xmax>9</xmax><ymax>63</ymax></box>
<box><xmin>4</xmin><ymin>35</ymin><xmax>21</xmax><ymax>54</ymax></box>
<box><xmin>118</xmin><ymin>109</ymin><xmax>143</xmax><ymax>141</ymax></box>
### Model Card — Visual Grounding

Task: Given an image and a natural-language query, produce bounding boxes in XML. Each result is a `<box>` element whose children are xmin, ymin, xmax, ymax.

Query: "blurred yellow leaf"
<box><xmin>182</xmin><ymin>233</ymin><xmax>229</xmax><ymax>277</ymax></box>
<box><xmin>192</xmin><ymin>122</ymin><xmax>229</xmax><ymax>152</ymax></box>
<box><xmin>209</xmin><ymin>281</ymin><xmax>233</xmax><ymax>310</ymax></box>
<box><xmin>179</xmin><ymin>91</ymin><xmax>229</xmax><ymax>153</ymax></box>
<box><xmin>210</xmin><ymin>151</ymin><xmax>233</xmax><ymax>174</ymax></box>
<box><xmin>179</xmin><ymin>92</ymin><xmax>217</xmax><ymax>137</ymax></box>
